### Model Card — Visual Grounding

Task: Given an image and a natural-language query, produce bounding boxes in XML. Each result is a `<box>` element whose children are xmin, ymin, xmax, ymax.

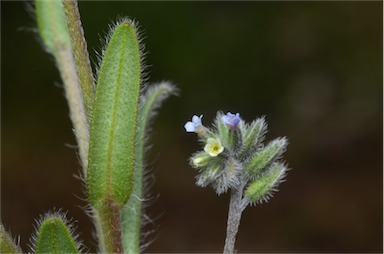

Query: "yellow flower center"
<box><xmin>212</xmin><ymin>144</ymin><xmax>220</xmax><ymax>152</ymax></box>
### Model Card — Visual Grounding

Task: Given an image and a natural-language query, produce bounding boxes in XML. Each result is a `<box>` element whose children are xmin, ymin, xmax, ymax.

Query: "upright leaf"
<box><xmin>62</xmin><ymin>0</ymin><xmax>95</xmax><ymax>119</ymax></box>
<box><xmin>122</xmin><ymin>82</ymin><xmax>176</xmax><ymax>253</ymax></box>
<box><xmin>35</xmin><ymin>0</ymin><xmax>71</xmax><ymax>53</ymax></box>
<box><xmin>35</xmin><ymin>0</ymin><xmax>89</xmax><ymax>170</ymax></box>
<box><xmin>87</xmin><ymin>20</ymin><xmax>141</xmax><ymax>209</ymax></box>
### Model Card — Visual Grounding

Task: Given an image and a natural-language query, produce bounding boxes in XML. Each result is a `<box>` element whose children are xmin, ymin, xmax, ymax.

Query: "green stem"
<box><xmin>62</xmin><ymin>0</ymin><xmax>95</xmax><ymax>120</ymax></box>
<box><xmin>91</xmin><ymin>210</ymin><xmax>106</xmax><ymax>253</ymax></box>
<box><xmin>97</xmin><ymin>198</ymin><xmax>124</xmax><ymax>253</ymax></box>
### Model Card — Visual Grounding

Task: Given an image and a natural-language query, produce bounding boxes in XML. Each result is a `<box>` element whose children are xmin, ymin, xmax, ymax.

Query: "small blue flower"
<box><xmin>221</xmin><ymin>112</ymin><xmax>241</xmax><ymax>128</ymax></box>
<box><xmin>184</xmin><ymin>115</ymin><xmax>204</xmax><ymax>133</ymax></box>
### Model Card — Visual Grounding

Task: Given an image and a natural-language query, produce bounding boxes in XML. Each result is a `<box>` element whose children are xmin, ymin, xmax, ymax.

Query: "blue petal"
<box><xmin>184</xmin><ymin>121</ymin><xmax>196</xmax><ymax>132</ymax></box>
<box><xmin>221</xmin><ymin>115</ymin><xmax>229</xmax><ymax>124</ymax></box>
<box><xmin>192</xmin><ymin>115</ymin><xmax>203</xmax><ymax>124</ymax></box>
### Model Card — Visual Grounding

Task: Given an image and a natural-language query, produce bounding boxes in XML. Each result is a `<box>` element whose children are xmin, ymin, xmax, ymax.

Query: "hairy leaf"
<box><xmin>87</xmin><ymin>20</ymin><xmax>141</xmax><ymax>209</ymax></box>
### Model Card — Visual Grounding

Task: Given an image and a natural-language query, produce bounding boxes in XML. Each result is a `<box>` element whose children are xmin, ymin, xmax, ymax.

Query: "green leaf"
<box><xmin>36</xmin><ymin>0</ymin><xmax>89</xmax><ymax>170</ymax></box>
<box><xmin>0</xmin><ymin>224</ymin><xmax>22</xmax><ymax>254</ymax></box>
<box><xmin>62</xmin><ymin>0</ymin><xmax>95</xmax><ymax>120</ymax></box>
<box><xmin>122</xmin><ymin>82</ymin><xmax>176</xmax><ymax>253</ymax></box>
<box><xmin>33</xmin><ymin>214</ymin><xmax>79</xmax><ymax>254</ymax></box>
<box><xmin>35</xmin><ymin>0</ymin><xmax>71</xmax><ymax>54</ymax></box>
<box><xmin>245</xmin><ymin>162</ymin><xmax>287</xmax><ymax>204</ymax></box>
<box><xmin>87</xmin><ymin>20</ymin><xmax>141</xmax><ymax>209</ymax></box>
<box><xmin>245</xmin><ymin>137</ymin><xmax>287</xmax><ymax>177</ymax></box>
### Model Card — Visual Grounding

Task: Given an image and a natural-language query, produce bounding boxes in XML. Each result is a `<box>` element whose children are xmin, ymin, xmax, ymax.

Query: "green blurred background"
<box><xmin>1</xmin><ymin>1</ymin><xmax>382</xmax><ymax>253</ymax></box>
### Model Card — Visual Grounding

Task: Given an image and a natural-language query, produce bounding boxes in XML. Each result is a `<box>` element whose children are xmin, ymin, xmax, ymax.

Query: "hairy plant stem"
<box><xmin>97</xmin><ymin>199</ymin><xmax>124</xmax><ymax>253</ymax></box>
<box><xmin>62</xmin><ymin>0</ymin><xmax>95</xmax><ymax>120</ymax></box>
<box><xmin>223</xmin><ymin>181</ymin><xmax>247</xmax><ymax>254</ymax></box>
<box><xmin>55</xmin><ymin>46</ymin><xmax>89</xmax><ymax>170</ymax></box>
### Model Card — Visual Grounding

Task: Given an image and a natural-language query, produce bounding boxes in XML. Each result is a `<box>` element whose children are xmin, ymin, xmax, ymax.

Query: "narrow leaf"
<box><xmin>35</xmin><ymin>0</ymin><xmax>71</xmax><ymax>53</ymax></box>
<box><xmin>122</xmin><ymin>82</ymin><xmax>177</xmax><ymax>253</ymax></box>
<box><xmin>87</xmin><ymin>19</ymin><xmax>141</xmax><ymax>209</ymax></box>
<box><xmin>62</xmin><ymin>0</ymin><xmax>95</xmax><ymax>119</ymax></box>
<box><xmin>35</xmin><ymin>0</ymin><xmax>89</xmax><ymax>170</ymax></box>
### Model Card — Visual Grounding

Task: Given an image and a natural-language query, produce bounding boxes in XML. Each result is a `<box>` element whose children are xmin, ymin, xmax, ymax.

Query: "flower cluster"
<box><xmin>184</xmin><ymin>111</ymin><xmax>289</xmax><ymax>204</ymax></box>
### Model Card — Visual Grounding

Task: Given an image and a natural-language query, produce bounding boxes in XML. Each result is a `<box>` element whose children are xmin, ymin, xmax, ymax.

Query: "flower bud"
<box><xmin>239</xmin><ymin>117</ymin><xmax>267</xmax><ymax>156</ymax></box>
<box><xmin>245</xmin><ymin>137</ymin><xmax>288</xmax><ymax>177</ymax></box>
<box><xmin>196</xmin><ymin>164</ymin><xmax>221</xmax><ymax>187</ymax></box>
<box><xmin>191</xmin><ymin>152</ymin><xmax>212</xmax><ymax>167</ymax></box>
<box><xmin>245</xmin><ymin>162</ymin><xmax>287</xmax><ymax>204</ymax></box>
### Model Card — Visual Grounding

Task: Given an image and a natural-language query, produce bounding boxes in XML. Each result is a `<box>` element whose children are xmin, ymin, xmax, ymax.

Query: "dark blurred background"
<box><xmin>1</xmin><ymin>1</ymin><xmax>382</xmax><ymax>253</ymax></box>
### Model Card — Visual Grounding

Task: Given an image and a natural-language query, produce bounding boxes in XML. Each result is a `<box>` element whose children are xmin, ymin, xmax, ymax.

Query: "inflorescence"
<box><xmin>185</xmin><ymin>111</ymin><xmax>289</xmax><ymax>204</ymax></box>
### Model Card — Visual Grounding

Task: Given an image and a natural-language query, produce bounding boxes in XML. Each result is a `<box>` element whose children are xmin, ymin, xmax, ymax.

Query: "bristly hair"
<box><xmin>0</xmin><ymin>223</ymin><xmax>23</xmax><ymax>253</ymax></box>
<box><xmin>28</xmin><ymin>209</ymin><xmax>86</xmax><ymax>253</ymax></box>
<box><xmin>136</xmin><ymin>81</ymin><xmax>178</xmax><ymax>251</ymax></box>
<box><xmin>138</xmin><ymin>81</ymin><xmax>179</xmax><ymax>133</ymax></box>
<box><xmin>72</xmin><ymin>166</ymin><xmax>99</xmax><ymax>252</ymax></box>
<box><xmin>94</xmin><ymin>17</ymin><xmax>149</xmax><ymax>93</ymax></box>
<box><xmin>137</xmin><ymin>81</ymin><xmax>179</xmax><ymax>188</ymax></box>
<box><xmin>248</xmin><ymin>162</ymin><xmax>289</xmax><ymax>206</ymax></box>
<box><xmin>24</xmin><ymin>1</ymin><xmax>51</xmax><ymax>55</ymax></box>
